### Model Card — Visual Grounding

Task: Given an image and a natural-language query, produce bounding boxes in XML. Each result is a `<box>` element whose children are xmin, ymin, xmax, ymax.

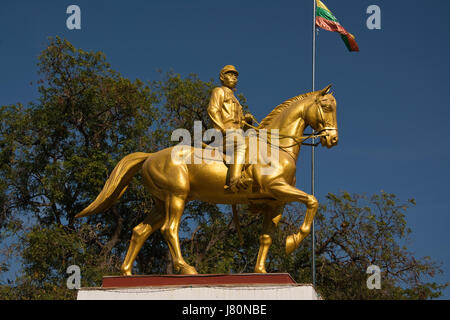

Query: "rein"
<box><xmin>246</xmin><ymin>99</ymin><xmax>337</xmax><ymax>149</ymax></box>
<box><xmin>245</xmin><ymin>122</ymin><xmax>327</xmax><ymax>147</ymax></box>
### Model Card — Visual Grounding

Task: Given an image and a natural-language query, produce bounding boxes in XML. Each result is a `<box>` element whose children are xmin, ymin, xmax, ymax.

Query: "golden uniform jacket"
<box><xmin>207</xmin><ymin>86</ymin><xmax>244</xmax><ymax>131</ymax></box>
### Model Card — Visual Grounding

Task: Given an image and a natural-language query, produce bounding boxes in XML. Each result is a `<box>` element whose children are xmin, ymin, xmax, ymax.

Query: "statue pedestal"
<box><xmin>77</xmin><ymin>273</ymin><xmax>320</xmax><ymax>300</ymax></box>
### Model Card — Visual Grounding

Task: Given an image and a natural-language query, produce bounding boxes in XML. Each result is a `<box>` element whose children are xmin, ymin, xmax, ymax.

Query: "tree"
<box><xmin>312</xmin><ymin>191</ymin><xmax>448</xmax><ymax>299</ymax></box>
<box><xmin>0</xmin><ymin>36</ymin><xmax>163</xmax><ymax>298</ymax></box>
<box><xmin>0</xmin><ymin>38</ymin><xmax>447</xmax><ymax>299</ymax></box>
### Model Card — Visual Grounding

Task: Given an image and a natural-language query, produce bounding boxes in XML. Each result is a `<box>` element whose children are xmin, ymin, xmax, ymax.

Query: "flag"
<box><xmin>315</xmin><ymin>0</ymin><xmax>359</xmax><ymax>52</ymax></box>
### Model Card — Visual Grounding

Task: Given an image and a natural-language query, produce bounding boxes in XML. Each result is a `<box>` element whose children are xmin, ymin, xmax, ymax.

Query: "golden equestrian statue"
<box><xmin>75</xmin><ymin>66</ymin><xmax>339</xmax><ymax>276</ymax></box>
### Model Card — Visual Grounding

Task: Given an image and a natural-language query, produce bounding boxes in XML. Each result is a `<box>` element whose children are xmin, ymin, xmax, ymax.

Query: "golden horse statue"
<box><xmin>76</xmin><ymin>85</ymin><xmax>339</xmax><ymax>275</ymax></box>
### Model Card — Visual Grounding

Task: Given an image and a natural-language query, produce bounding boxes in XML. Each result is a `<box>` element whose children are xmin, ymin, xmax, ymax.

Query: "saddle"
<box><xmin>200</xmin><ymin>139</ymin><xmax>256</xmax><ymax>193</ymax></box>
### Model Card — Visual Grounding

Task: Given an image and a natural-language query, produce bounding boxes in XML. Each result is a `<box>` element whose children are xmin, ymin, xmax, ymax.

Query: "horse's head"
<box><xmin>307</xmin><ymin>85</ymin><xmax>339</xmax><ymax>149</ymax></box>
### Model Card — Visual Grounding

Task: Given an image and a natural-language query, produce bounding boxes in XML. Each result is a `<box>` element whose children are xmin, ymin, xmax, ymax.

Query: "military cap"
<box><xmin>220</xmin><ymin>65</ymin><xmax>239</xmax><ymax>77</ymax></box>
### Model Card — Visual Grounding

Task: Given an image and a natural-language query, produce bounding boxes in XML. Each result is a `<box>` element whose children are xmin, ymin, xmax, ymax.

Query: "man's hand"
<box><xmin>244</xmin><ymin>113</ymin><xmax>255</xmax><ymax>125</ymax></box>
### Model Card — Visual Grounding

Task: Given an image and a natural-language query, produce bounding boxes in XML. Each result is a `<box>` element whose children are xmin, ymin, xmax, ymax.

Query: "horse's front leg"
<box><xmin>254</xmin><ymin>204</ymin><xmax>284</xmax><ymax>273</ymax></box>
<box><xmin>268</xmin><ymin>181</ymin><xmax>318</xmax><ymax>255</ymax></box>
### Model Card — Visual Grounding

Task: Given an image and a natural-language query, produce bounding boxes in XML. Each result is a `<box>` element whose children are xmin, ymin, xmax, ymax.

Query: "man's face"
<box><xmin>221</xmin><ymin>72</ymin><xmax>238</xmax><ymax>89</ymax></box>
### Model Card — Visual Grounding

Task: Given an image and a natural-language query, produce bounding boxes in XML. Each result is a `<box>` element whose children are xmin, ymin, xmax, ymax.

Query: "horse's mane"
<box><xmin>258</xmin><ymin>91</ymin><xmax>317</xmax><ymax>129</ymax></box>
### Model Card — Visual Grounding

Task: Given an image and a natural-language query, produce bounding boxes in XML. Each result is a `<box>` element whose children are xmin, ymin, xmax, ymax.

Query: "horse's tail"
<box><xmin>75</xmin><ymin>152</ymin><xmax>151</xmax><ymax>218</ymax></box>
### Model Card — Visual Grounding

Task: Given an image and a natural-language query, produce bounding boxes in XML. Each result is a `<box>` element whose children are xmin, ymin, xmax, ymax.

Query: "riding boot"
<box><xmin>226</xmin><ymin>162</ymin><xmax>252</xmax><ymax>193</ymax></box>
<box><xmin>224</xmin><ymin>130</ymin><xmax>252</xmax><ymax>192</ymax></box>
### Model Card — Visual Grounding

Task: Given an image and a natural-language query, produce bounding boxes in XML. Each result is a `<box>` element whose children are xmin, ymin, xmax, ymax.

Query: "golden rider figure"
<box><xmin>207</xmin><ymin>65</ymin><xmax>254</xmax><ymax>192</ymax></box>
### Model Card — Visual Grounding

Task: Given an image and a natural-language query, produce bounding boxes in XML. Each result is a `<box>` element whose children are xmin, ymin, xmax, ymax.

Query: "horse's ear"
<box><xmin>320</xmin><ymin>84</ymin><xmax>332</xmax><ymax>96</ymax></box>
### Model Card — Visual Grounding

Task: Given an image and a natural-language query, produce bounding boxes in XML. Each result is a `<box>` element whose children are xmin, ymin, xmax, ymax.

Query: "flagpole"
<box><xmin>311</xmin><ymin>0</ymin><xmax>317</xmax><ymax>288</ymax></box>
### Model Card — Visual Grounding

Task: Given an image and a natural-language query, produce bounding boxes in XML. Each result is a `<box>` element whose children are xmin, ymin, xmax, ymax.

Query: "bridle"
<box><xmin>245</xmin><ymin>98</ymin><xmax>338</xmax><ymax>149</ymax></box>
<box><xmin>313</xmin><ymin>98</ymin><xmax>338</xmax><ymax>145</ymax></box>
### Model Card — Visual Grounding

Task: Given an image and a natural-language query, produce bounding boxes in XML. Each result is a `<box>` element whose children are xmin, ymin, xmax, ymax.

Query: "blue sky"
<box><xmin>1</xmin><ymin>0</ymin><xmax>449</xmax><ymax>298</ymax></box>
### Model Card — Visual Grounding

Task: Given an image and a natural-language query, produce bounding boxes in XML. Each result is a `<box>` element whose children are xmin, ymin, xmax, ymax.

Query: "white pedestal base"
<box><xmin>77</xmin><ymin>284</ymin><xmax>320</xmax><ymax>300</ymax></box>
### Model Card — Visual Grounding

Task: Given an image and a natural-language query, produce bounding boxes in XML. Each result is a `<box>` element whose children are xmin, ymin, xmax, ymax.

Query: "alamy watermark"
<box><xmin>66</xmin><ymin>5</ymin><xmax>81</xmax><ymax>30</ymax></box>
<box><xmin>366</xmin><ymin>5</ymin><xmax>381</xmax><ymax>30</ymax></box>
<box><xmin>366</xmin><ymin>265</ymin><xmax>381</xmax><ymax>290</ymax></box>
<box><xmin>66</xmin><ymin>264</ymin><xmax>81</xmax><ymax>289</ymax></box>
<box><xmin>170</xmin><ymin>121</ymin><xmax>280</xmax><ymax>175</ymax></box>
<box><xmin>65</xmin><ymin>5</ymin><xmax>380</xmax><ymax>31</ymax></box>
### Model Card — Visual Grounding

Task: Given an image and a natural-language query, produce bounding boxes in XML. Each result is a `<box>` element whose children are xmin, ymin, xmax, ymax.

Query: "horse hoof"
<box><xmin>182</xmin><ymin>266</ymin><xmax>198</xmax><ymax>275</ymax></box>
<box><xmin>120</xmin><ymin>266</ymin><xmax>132</xmax><ymax>276</ymax></box>
<box><xmin>175</xmin><ymin>264</ymin><xmax>198</xmax><ymax>275</ymax></box>
<box><xmin>254</xmin><ymin>266</ymin><xmax>267</xmax><ymax>273</ymax></box>
<box><xmin>285</xmin><ymin>234</ymin><xmax>298</xmax><ymax>255</ymax></box>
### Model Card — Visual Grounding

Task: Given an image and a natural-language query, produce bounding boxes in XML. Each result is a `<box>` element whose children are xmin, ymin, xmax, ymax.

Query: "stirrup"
<box><xmin>224</xmin><ymin>177</ymin><xmax>253</xmax><ymax>193</ymax></box>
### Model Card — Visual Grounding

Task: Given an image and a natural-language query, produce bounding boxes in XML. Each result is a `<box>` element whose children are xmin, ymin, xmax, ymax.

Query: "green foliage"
<box><xmin>312</xmin><ymin>191</ymin><xmax>448</xmax><ymax>299</ymax></box>
<box><xmin>0</xmin><ymin>38</ymin><xmax>447</xmax><ymax>299</ymax></box>
<box><xmin>1</xmin><ymin>225</ymin><xmax>109</xmax><ymax>299</ymax></box>
<box><xmin>0</xmin><ymin>36</ymin><xmax>162</xmax><ymax>299</ymax></box>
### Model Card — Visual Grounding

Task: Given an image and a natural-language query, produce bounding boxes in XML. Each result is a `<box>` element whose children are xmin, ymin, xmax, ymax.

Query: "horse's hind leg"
<box><xmin>160</xmin><ymin>195</ymin><xmax>198</xmax><ymax>275</ymax></box>
<box><xmin>254</xmin><ymin>204</ymin><xmax>284</xmax><ymax>273</ymax></box>
<box><xmin>121</xmin><ymin>199</ymin><xmax>165</xmax><ymax>276</ymax></box>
